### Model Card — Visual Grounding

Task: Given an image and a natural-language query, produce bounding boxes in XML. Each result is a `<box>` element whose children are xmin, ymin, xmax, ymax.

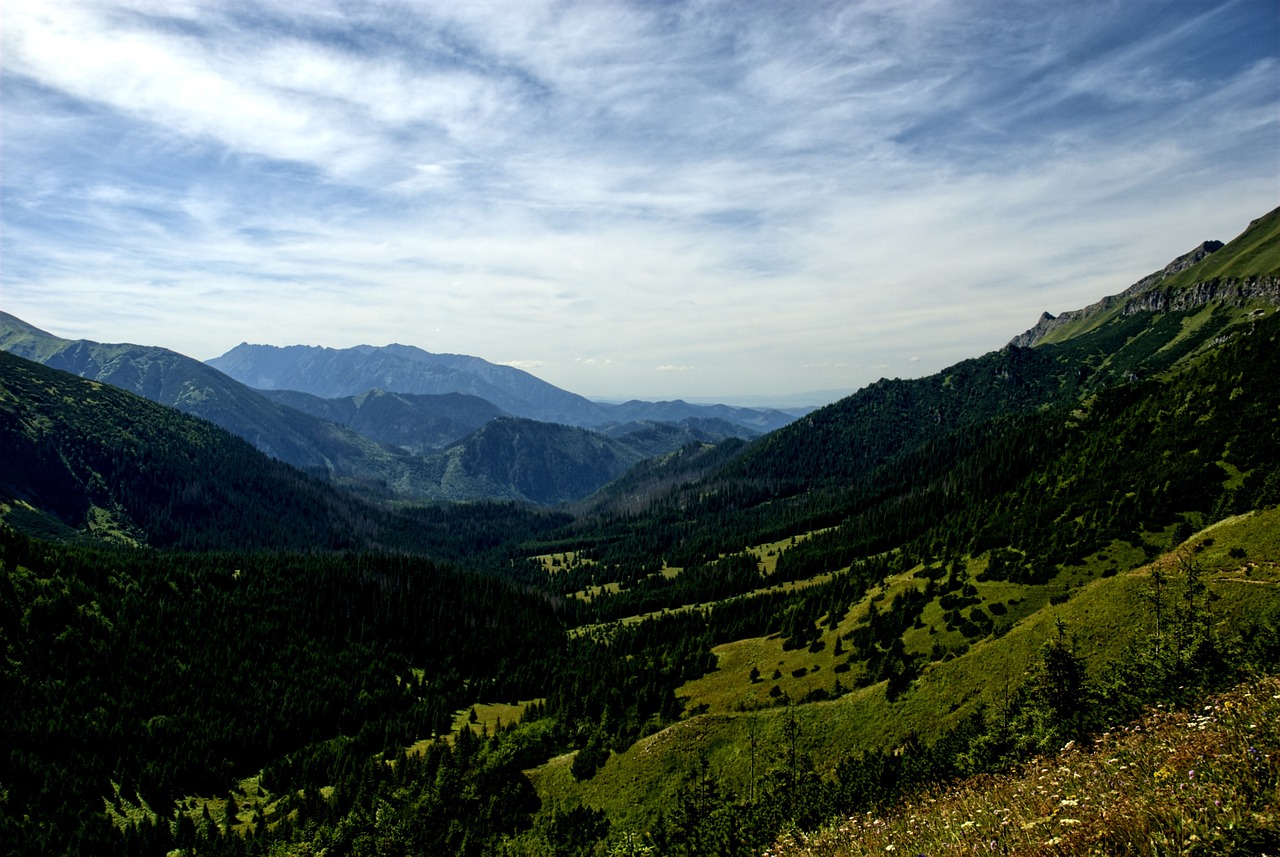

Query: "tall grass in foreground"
<box><xmin>770</xmin><ymin>676</ymin><xmax>1279</xmax><ymax>856</ymax></box>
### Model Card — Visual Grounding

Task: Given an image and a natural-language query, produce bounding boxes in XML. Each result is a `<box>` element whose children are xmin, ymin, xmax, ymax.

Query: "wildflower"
<box><xmin>1189</xmin><ymin>770</ymin><xmax>1196</xmax><ymax>779</ymax></box>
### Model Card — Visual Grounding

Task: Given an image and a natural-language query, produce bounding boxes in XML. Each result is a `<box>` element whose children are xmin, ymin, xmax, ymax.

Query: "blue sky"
<box><xmin>3</xmin><ymin>0</ymin><xmax>1276</xmax><ymax>403</ymax></box>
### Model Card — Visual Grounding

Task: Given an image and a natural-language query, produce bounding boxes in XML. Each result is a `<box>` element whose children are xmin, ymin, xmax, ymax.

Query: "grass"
<box><xmin>748</xmin><ymin>530</ymin><xmax>831</xmax><ymax>576</ymax></box>
<box><xmin>402</xmin><ymin>699</ymin><xmax>543</xmax><ymax>755</ymax></box>
<box><xmin>532</xmin><ymin>551</ymin><xmax>595</xmax><ymax>574</ymax></box>
<box><xmin>768</xmin><ymin>675</ymin><xmax>1280</xmax><ymax>856</ymax></box>
<box><xmin>1163</xmin><ymin>206</ymin><xmax>1280</xmax><ymax>286</ymax></box>
<box><xmin>1026</xmin><ymin>203</ymin><xmax>1280</xmax><ymax>352</ymax></box>
<box><xmin>129</xmin><ymin>509</ymin><xmax>1277</xmax><ymax>840</ymax></box>
<box><xmin>452</xmin><ymin>699</ymin><xmax>541</xmax><ymax>737</ymax></box>
<box><xmin>529</xmin><ymin>509</ymin><xmax>1280</xmax><ymax>831</ymax></box>
<box><xmin>112</xmin><ymin>774</ymin><xmax>286</xmax><ymax>837</ymax></box>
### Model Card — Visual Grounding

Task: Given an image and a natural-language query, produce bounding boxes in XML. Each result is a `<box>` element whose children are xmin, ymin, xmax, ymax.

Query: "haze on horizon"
<box><xmin>2</xmin><ymin>0</ymin><xmax>1276</xmax><ymax>402</ymax></box>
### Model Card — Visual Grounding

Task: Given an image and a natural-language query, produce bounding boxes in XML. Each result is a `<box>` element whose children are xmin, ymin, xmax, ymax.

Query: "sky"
<box><xmin>2</xmin><ymin>0</ymin><xmax>1276</xmax><ymax>404</ymax></box>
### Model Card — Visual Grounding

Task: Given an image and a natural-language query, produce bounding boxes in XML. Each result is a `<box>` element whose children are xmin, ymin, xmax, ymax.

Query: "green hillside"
<box><xmin>259</xmin><ymin>387</ymin><xmax>506</xmax><ymax>454</ymax></box>
<box><xmin>530</xmin><ymin>509</ymin><xmax>1280</xmax><ymax>833</ymax></box>
<box><xmin>0</xmin><ymin>351</ymin><xmax>564</xmax><ymax>556</ymax></box>
<box><xmin>1160</xmin><ymin>206</ymin><xmax>1280</xmax><ymax>285</ymax></box>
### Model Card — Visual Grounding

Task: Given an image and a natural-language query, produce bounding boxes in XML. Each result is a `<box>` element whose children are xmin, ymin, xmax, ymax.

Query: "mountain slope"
<box><xmin>208</xmin><ymin>342</ymin><xmax>799</xmax><ymax>432</ymax></box>
<box><xmin>258</xmin><ymin>387</ymin><xmax>507</xmax><ymax>455</ymax></box>
<box><xmin>0</xmin><ymin>313</ymin><xmax>416</xmax><ymax>484</ymax></box>
<box><xmin>554</xmin><ymin>208</ymin><xmax>1280</xmax><ymax>576</ymax></box>
<box><xmin>0</xmin><ymin>351</ymin><xmax>570</xmax><ymax>555</ymax></box>
<box><xmin>0</xmin><ymin>350</ymin><xmax>396</xmax><ymax>551</ymax></box>
<box><xmin>747</xmin><ymin>208</ymin><xmax>1280</xmax><ymax>498</ymax></box>
<box><xmin>1010</xmin><ymin>205</ymin><xmax>1280</xmax><ymax>348</ymax></box>
<box><xmin>209</xmin><ymin>342</ymin><xmax>610</xmax><ymax>426</ymax></box>
<box><xmin>0</xmin><ymin>315</ymin><xmax>726</xmax><ymax>504</ymax></box>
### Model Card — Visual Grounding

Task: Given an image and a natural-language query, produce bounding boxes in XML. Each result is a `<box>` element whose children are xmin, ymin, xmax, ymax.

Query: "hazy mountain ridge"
<box><xmin>418</xmin><ymin>417</ymin><xmax>760</xmax><ymax>504</ymax></box>
<box><xmin>208</xmin><ymin>341</ymin><xmax>611</xmax><ymax>426</ymax></box>
<box><xmin>602</xmin><ymin>398</ymin><xmax>795</xmax><ymax>433</ymax></box>
<box><xmin>258</xmin><ymin>387</ymin><xmax>507</xmax><ymax>455</ymax></box>
<box><xmin>208</xmin><ymin>341</ymin><xmax>799</xmax><ymax>433</ymax></box>
<box><xmin>0</xmin><ymin>349</ymin><xmax>576</xmax><ymax>555</ymax></box>
<box><xmin>0</xmin><ymin>315</ymin><xmax>771</xmax><ymax>504</ymax></box>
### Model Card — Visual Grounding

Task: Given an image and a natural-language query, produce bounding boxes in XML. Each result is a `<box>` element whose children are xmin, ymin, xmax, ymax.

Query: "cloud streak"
<box><xmin>3</xmin><ymin>0</ymin><xmax>1276</xmax><ymax>401</ymax></box>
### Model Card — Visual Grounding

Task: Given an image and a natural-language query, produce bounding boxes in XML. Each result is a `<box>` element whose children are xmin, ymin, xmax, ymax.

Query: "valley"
<box><xmin>0</xmin><ymin>312</ymin><xmax>799</xmax><ymax>507</ymax></box>
<box><xmin>2</xmin><ymin>207</ymin><xmax>1279</xmax><ymax>855</ymax></box>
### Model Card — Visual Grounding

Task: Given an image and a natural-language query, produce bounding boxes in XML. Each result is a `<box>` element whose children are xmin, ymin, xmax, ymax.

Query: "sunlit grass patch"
<box><xmin>748</xmin><ymin>529</ymin><xmax>832</xmax><ymax>576</ymax></box>
<box><xmin>533</xmin><ymin>550</ymin><xmax>595</xmax><ymax>574</ymax></box>
<box><xmin>452</xmin><ymin>699</ymin><xmax>541</xmax><ymax>736</ymax></box>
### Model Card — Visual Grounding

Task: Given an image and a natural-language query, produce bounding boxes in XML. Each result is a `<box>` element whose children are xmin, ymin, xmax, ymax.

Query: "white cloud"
<box><xmin>3</xmin><ymin>0</ymin><xmax>1276</xmax><ymax>399</ymax></box>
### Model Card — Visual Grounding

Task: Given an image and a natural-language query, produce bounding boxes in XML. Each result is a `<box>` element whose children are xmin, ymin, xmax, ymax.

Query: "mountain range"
<box><xmin>0</xmin><ymin>313</ymin><xmax>795</xmax><ymax>504</ymax></box>
<box><xmin>3</xmin><ymin>206</ymin><xmax>1279</xmax><ymax>856</ymax></box>
<box><xmin>207</xmin><ymin>341</ymin><xmax>802</xmax><ymax>431</ymax></box>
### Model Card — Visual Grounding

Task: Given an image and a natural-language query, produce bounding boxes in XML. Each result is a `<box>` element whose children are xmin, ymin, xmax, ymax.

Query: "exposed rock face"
<box><xmin>1119</xmin><ymin>275</ymin><xmax>1280</xmax><ymax>316</ymax></box>
<box><xmin>1008</xmin><ymin>240</ymin><xmax>1280</xmax><ymax>348</ymax></box>
<box><xmin>1009</xmin><ymin>310</ymin><xmax>1069</xmax><ymax>349</ymax></box>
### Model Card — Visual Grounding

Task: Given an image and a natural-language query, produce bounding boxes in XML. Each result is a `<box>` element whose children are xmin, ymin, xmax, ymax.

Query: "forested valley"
<box><xmin>3</xmin><ymin>211</ymin><xmax>1280</xmax><ymax>855</ymax></box>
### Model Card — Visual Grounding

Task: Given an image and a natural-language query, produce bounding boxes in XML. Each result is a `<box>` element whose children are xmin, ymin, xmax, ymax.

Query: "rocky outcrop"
<box><xmin>1119</xmin><ymin>275</ymin><xmax>1280</xmax><ymax>315</ymax></box>
<box><xmin>1008</xmin><ymin>239</ymin><xmax>1280</xmax><ymax>348</ymax></box>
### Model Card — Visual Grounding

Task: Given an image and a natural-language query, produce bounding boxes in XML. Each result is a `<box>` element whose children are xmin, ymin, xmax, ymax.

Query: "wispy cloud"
<box><xmin>3</xmin><ymin>0</ymin><xmax>1275</xmax><ymax>400</ymax></box>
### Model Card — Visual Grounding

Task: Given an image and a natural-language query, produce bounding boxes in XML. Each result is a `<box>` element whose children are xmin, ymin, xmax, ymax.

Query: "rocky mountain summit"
<box><xmin>1010</xmin><ymin>207</ymin><xmax>1280</xmax><ymax>348</ymax></box>
<box><xmin>1009</xmin><ymin>240</ymin><xmax>1225</xmax><ymax>348</ymax></box>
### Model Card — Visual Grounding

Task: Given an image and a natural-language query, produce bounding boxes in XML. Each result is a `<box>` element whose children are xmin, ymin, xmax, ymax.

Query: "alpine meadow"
<box><xmin>2</xmin><ymin>206</ymin><xmax>1279</xmax><ymax>856</ymax></box>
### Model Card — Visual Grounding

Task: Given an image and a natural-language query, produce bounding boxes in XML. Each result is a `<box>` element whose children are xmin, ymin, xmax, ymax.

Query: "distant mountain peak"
<box><xmin>208</xmin><ymin>341</ymin><xmax>607</xmax><ymax>425</ymax></box>
<box><xmin>206</xmin><ymin>342</ymin><xmax>799</xmax><ymax>434</ymax></box>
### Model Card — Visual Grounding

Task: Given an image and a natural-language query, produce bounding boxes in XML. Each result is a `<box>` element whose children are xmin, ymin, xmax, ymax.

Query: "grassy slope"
<box><xmin>1162</xmin><ymin>206</ymin><xmax>1280</xmax><ymax>286</ymax></box>
<box><xmin>1035</xmin><ymin>208</ymin><xmax>1280</xmax><ymax>347</ymax></box>
<box><xmin>775</xmin><ymin>674</ymin><xmax>1280</xmax><ymax>856</ymax></box>
<box><xmin>524</xmin><ymin>214</ymin><xmax>1280</xmax><ymax>831</ymax></box>
<box><xmin>527</xmin><ymin>508</ymin><xmax>1280</xmax><ymax>829</ymax></box>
